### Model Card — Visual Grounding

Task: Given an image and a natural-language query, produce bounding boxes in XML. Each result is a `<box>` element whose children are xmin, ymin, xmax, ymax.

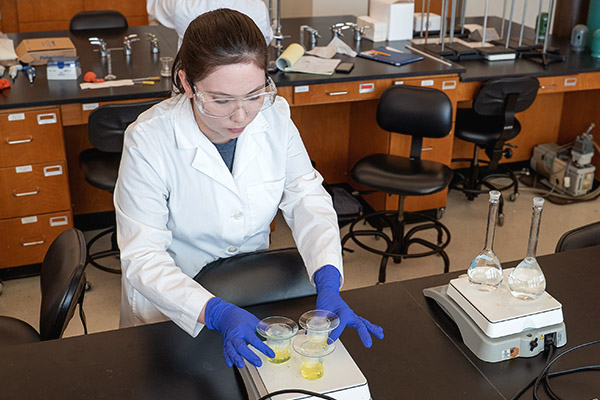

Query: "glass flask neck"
<box><xmin>526</xmin><ymin>201</ymin><xmax>544</xmax><ymax>258</ymax></box>
<box><xmin>484</xmin><ymin>197</ymin><xmax>500</xmax><ymax>251</ymax></box>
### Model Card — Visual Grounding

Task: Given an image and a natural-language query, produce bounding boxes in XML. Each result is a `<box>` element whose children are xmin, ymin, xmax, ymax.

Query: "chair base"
<box><xmin>86</xmin><ymin>227</ymin><xmax>121</xmax><ymax>274</ymax></box>
<box><xmin>341</xmin><ymin>210</ymin><xmax>450</xmax><ymax>284</ymax></box>
<box><xmin>451</xmin><ymin>160</ymin><xmax>520</xmax><ymax>226</ymax></box>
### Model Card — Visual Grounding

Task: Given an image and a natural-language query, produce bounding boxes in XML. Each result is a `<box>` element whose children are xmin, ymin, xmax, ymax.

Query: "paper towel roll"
<box><xmin>276</xmin><ymin>43</ymin><xmax>305</xmax><ymax>71</ymax></box>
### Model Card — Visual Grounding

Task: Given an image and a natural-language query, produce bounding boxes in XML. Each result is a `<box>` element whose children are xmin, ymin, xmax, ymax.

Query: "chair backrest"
<box><xmin>377</xmin><ymin>85</ymin><xmax>452</xmax><ymax>159</ymax></box>
<box><xmin>70</xmin><ymin>10</ymin><xmax>128</xmax><ymax>32</ymax></box>
<box><xmin>377</xmin><ymin>85</ymin><xmax>453</xmax><ymax>138</ymax></box>
<box><xmin>473</xmin><ymin>77</ymin><xmax>539</xmax><ymax>117</ymax></box>
<box><xmin>555</xmin><ymin>221</ymin><xmax>600</xmax><ymax>253</ymax></box>
<box><xmin>194</xmin><ymin>248</ymin><xmax>317</xmax><ymax>307</ymax></box>
<box><xmin>39</xmin><ymin>228</ymin><xmax>87</xmax><ymax>341</ymax></box>
<box><xmin>88</xmin><ymin>100</ymin><xmax>160</xmax><ymax>152</ymax></box>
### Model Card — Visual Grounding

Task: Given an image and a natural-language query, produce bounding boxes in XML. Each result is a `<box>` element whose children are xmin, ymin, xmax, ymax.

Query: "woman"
<box><xmin>114</xmin><ymin>9</ymin><xmax>383</xmax><ymax>369</ymax></box>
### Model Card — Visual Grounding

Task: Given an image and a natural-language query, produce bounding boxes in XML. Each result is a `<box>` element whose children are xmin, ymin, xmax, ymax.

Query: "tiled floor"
<box><xmin>0</xmin><ymin>186</ymin><xmax>598</xmax><ymax>338</ymax></box>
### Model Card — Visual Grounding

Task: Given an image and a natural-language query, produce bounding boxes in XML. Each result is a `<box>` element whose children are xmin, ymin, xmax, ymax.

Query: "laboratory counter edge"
<box><xmin>0</xmin><ymin>245</ymin><xmax>598</xmax><ymax>399</ymax></box>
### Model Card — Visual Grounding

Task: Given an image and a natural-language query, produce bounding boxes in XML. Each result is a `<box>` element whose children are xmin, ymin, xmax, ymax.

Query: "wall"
<box><xmin>465</xmin><ymin>0</ymin><xmax>558</xmax><ymax>30</ymax></box>
<box><xmin>265</xmin><ymin>0</ymin><xmax>368</xmax><ymax>18</ymax></box>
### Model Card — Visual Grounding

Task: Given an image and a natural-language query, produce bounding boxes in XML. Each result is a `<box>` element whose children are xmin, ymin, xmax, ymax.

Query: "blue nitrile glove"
<box><xmin>205</xmin><ymin>297</ymin><xmax>275</xmax><ymax>368</ymax></box>
<box><xmin>314</xmin><ymin>265</ymin><xmax>384</xmax><ymax>348</ymax></box>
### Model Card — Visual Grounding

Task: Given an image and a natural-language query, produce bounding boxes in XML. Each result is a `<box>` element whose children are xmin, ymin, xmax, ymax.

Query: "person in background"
<box><xmin>146</xmin><ymin>0</ymin><xmax>274</xmax><ymax>48</ymax></box>
<box><xmin>114</xmin><ymin>8</ymin><xmax>383</xmax><ymax>369</ymax></box>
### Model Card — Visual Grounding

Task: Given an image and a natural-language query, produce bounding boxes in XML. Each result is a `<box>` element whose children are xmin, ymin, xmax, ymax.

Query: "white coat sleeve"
<box><xmin>277</xmin><ymin>104</ymin><xmax>344</xmax><ymax>286</ymax></box>
<box><xmin>114</xmin><ymin>122</ymin><xmax>212</xmax><ymax>337</ymax></box>
<box><xmin>146</xmin><ymin>0</ymin><xmax>177</xmax><ymax>29</ymax></box>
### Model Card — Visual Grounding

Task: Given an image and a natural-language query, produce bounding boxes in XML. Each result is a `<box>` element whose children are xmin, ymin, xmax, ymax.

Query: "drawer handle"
<box><xmin>541</xmin><ymin>84</ymin><xmax>557</xmax><ymax>89</ymax></box>
<box><xmin>422</xmin><ymin>146</ymin><xmax>434</xmax><ymax>151</ymax></box>
<box><xmin>6</xmin><ymin>136</ymin><xmax>33</xmax><ymax>145</ymax></box>
<box><xmin>13</xmin><ymin>187</ymin><xmax>40</xmax><ymax>197</ymax></box>
<box><xmin>326</xmin><ymin>91</ymin><xmax>349</xmax><ymax>96</ymax></box>
<box><xmin>37</xmin><ymin>113</ymin><xmax>57</xmax><ymax>125</ymax></box>
<box><xmin>20</xmin><ymin>237</ymin><xmax>46</xmax><ymax>247</ymax></box>
<box><xmin>564</xmin><ymin>78</ymin><xmax>578</xmax><ymax>87</ymax></box>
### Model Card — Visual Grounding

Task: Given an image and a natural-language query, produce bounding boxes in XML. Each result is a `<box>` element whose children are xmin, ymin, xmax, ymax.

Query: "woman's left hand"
<box><xmin>314</xmin><ymin>265</ymin><xmax>384</xmax><ymax>347</ymax></box>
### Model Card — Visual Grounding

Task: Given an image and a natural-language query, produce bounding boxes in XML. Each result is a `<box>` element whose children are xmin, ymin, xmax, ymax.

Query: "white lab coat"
<box><xmin>114</xmin><ymin>94</ymin><xmax>343</xmax><ymax>337</ymax></box>
<box><xmin>146</xmin><ymin>0</ymin><xmax>274</xmax><ymax>47</ymax></box>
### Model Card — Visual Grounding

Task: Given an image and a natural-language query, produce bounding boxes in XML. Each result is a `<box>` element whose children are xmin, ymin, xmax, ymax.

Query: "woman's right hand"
<box><xmin>204</xmin><ymin>297</ymin><xmax>275</xmax><ymax>368</ymax></box>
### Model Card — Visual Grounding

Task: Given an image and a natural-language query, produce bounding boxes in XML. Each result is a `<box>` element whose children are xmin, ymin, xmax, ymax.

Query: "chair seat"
<box><xmin>455</xmin><ymin>108</ymin><xmax>521</xmax><ymax>147</ymax></box>
<box><xmin>351</xmin><ymin>154</ymin><xmax>453</xmax><ymax>196</ymax></box>
<box><xmin>0</xmin><ymin>316</ymin><xmax>41</xmax><ymax>347</ymax></box>
<box><xmin>79</xmin><ymin>149</ymin><xmax>121</xmax><ymax>193</ymax></box>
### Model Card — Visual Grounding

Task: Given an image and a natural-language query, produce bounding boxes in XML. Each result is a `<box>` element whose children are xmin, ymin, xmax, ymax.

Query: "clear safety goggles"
<box><xmin>194</xmin><ymin>76</ymin><xmax>277</xmax><ymax>118</ymax></box>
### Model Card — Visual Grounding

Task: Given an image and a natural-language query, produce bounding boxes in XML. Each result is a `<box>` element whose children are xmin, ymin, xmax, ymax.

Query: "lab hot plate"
<box><xmin>238</xmin><ymin>336</ymin><xmax>370</xmax><ymax>400</ymax></box>
<box><xmin>424</xmin><ymin>268</ymin><xmax>567</xmax><ymax>363</ymax></box>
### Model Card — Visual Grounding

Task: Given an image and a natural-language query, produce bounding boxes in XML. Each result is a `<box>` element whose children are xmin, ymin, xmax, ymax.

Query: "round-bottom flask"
<box><xmin>508</xmin><ymin>197</ymin><xmax>547</xmax><ymax>300</ymax></box>
<box><xmin>468</xmin><ymin>191</ymin><xmax>503</xmax><ymax>289</ymax></box>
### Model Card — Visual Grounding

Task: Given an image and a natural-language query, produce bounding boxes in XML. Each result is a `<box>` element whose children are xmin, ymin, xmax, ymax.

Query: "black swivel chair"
<box><xmin>555</xmin><ymin>221</ymin><xmax>600</xmax><ymax>253</ymax></box>
<box><xmin>194</xmin><ymin>248</ymin><xmax>316</xmax><ymax>307</ymax></box>
<box><xmin>451</xmin><ymin>77</ymin><xmax>539</xmax><ymax>225</ymax></box>
<box><xmin>79</xmin><ymin>100</ymin><xmax>160</xmax><ymax>274</ymax></box>
<box><xmin>69</xmin><ymin>10</ymin><xmax>128</xmax><ymax>32</ymax></box>
<box><xmin>0</xmin><ymin>228</ymin><xmax>88</xmax><ymax>347</ymax></box>
<box><xmin>342</xmin><ymin>85</ymin><xmax>454</xmax><ymax>284</ymax></box>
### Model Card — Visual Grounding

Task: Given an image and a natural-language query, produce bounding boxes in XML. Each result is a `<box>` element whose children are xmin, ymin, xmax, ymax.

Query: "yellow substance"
<box><xmin>301</xmin><ymin>360</ymin><xmax>324</xmax><ymax>380</ymax></box>
<box><xmin>268</xmin><ymin>347</ymin><xmax>291</xmax><ymax>364</ymax></box>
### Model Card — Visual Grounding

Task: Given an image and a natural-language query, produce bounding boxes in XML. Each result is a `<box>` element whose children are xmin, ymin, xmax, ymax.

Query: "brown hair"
<box><xmin>172</xmin><ymin>8</ymin><xmax>268</xmax><ymax>93</ymax></box>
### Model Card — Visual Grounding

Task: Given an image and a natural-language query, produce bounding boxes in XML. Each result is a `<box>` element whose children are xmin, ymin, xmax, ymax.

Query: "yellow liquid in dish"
<box><xmin>301</xmin><ymin>360</ymin><xmax>324</xmax><ymax>380</ymax></box>
<box><xmin>268</xmin><ymin>347</ymin><xmax>291</xmax><ymax>364</ymax></box>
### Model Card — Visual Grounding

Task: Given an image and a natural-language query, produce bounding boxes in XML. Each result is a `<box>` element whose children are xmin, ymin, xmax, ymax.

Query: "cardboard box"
<box><xmin>370</xmin><ymin>0</ymin><xmax>414</xmax><ymax>41</ymax></box>
<box><xmin>15</xmin><ymin>37</ymin><xmax>76</xmax><ymax>66</ymax></box>
<box><xmin>357</xmin><ymin>15</ymin><xmax>388</xmax><ymax>42</ymax></box>
<box><xmin>47</xmin><ymin>57</ymin><xmax>81</xmax><ymax>80</ymax></box>
<box><xmin>414</xmin><ymin>12</ymin><xmax>441</xmax><ymax>33</ymax></box>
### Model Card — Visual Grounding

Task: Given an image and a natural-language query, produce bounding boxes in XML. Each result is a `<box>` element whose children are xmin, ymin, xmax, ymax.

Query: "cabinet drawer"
<box><xmin>0</xmin><ymin>211</ymin><xmax>73</xmax><ymax>269</ymax></box>
<box><xmin>0</xmin><ymin>161</ymin><xmax>71</xmax><ymax>219</ymax></box>
<box><xmin>392</xmin><ymin>76</ymin><xmax>459</xmax><ymax>93</ymax></box>
<box><xmin>538</xmin><ymin>75</ymin><xmax>580</xmax><ymax>93</ymax></box>
<box><xmin>292</xmin><ymin>80</ymin><xmax>386</xmax><ymax>105</ymax></box>
<box><xmin>0</xmin><ymin>108</ymin><xmax>64</xmax><ymax>167</ymax></box>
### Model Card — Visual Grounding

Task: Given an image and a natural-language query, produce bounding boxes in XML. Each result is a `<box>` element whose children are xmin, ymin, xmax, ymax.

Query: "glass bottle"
<box><xmin>468</xmin><ymin>190</ymin><xmax>503</xmax><ymax>289</ymax></box>
<box><xmin>508</xmin><ymin>197</ymin><xmax>547</xmax><ymax>300</ymax></box>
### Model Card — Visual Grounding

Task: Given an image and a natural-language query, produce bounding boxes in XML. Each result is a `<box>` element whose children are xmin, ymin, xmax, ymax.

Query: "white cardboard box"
<box><xmin>370</xmin><ymin>0</ymin><xmax>415</xmax><ymax>41</ymax></box>
<box><xmin>357</xmin><ymin>15</ymin><xmax>388</xmax><ymax>42</ymax></box>
<box><xmin>414</xmin><ymin>12</ymin><xmax>441</xmax><ymax>33</ymax></box>
<box><xmin>47</xmin><ymin>56</ymin><xmax>81</xmax><ymax>80</ymax></box>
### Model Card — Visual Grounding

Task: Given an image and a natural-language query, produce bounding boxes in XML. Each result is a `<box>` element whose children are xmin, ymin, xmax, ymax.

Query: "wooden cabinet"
<box><xmin>0</xmin><ymin>106</ymin><xmax>72</xmax><ymax>269</ymax></box>
<box><xmin>0</xmin><ymin>0</ymin><xmax>148</xmax><ymax>33</ymax></box>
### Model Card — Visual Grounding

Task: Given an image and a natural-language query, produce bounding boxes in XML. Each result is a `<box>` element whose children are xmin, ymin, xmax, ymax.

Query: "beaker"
<box><xmin>508</xmin><ymin>197</ymin><xmax>547</xmax><ymax>300</ymax></box>
<box><xmin>468</xmin><ymin>190</ymin><xmax>503</xmax><ymax>289</ymax></box>
<box><xmin>256</xmin><ymin>316</ymin><xmax>298</xmax><ymax>364</ymax></box>
<box><xmin>298</xmin><ymin>310</ymin><xmax>340</xmax><ymax>347</ymax></box>
<box><xmin>160</xmin><ymin>56</ymin><xmax>173</xmax><ymax>78</ymax></box>
<box><xmin>293</xmin><ymin>335</ymin><xmax>335</xmax><ymax>380</ymax></box>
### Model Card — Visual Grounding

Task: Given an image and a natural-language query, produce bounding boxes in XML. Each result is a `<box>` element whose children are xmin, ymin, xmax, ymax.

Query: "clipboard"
<box><xmin>358</xmin><ymin>46</ymin><xmax>423</xmax><ymax>67</ymax></box>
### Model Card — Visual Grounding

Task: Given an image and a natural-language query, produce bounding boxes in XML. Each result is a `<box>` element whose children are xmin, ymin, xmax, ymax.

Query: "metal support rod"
<box><xmin>536</xmin><ymin>0</ymin><xmax>544</xmax><ymax>45</ymax></box>
<box><xmin>543</xmin><ymin>0</ymin><xmax>555</xmax><ymax>54</ymax></box>
<box><xmin>449</xmin><ymin>0</ymin><xmax>457</xmax><ymax>43</ymax></box>
<box><xmin>460</xmin><ymin>0</ymin><xmax>467</xmax><ymax>35</ymax></box>
<box><xmin>421</xmin><ymin>0</ymin><xmax>425</xmax><ymax>37</ymax></box>
<box><xmin>268</xmin><ymin>0</ymin><xmax>273</xmax><ymax>24</ymax></box>
<box><xmin>500</xmin><ymin>0</ymin><xmax>508</xmax><ymax>38</ymax></box>
<box><xmin>425</xmin><ymin>0</ymin><xmax>432</xmax><ymax>43</ymax></box>
<box><xmin>519</xmin><ymin>0</ymin><xmax>530</xmax><ymax>46</ymax></box>
<box><xmin>482</xmin><ymin>0</ymin><xmax>490</xmax><ymax>46</ymax></box>
<box><xmin>440</xmin><ymin>0</ymin><xmax>448</xmax><ymax>50</ymax></box>
<box><xmin>505</xmin><ymin>0</ymin><xmax>516</xmax><ymax>48</ymax></box>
